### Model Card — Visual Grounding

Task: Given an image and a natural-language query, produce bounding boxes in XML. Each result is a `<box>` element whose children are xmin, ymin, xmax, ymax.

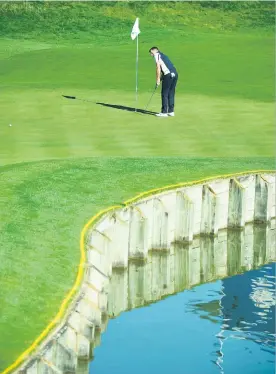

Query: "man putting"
<box><xmin>149</xmin><ymin>47</ymin><xmax>178</xmax><ymax>117</ymax></box>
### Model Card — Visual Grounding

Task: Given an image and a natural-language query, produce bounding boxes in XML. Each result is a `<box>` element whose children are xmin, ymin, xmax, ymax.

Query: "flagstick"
<box><xmin>135</xmin><ymin>34</ymin><xmax>138</xmax><ymax>112</ymax></box>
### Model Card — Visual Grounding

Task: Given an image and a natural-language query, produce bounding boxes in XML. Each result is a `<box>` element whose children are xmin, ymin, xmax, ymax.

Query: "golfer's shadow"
<box><xmin>96</xmin><ymin>102</ymin><xmax>157</xmax><ymax>116</ymax></box>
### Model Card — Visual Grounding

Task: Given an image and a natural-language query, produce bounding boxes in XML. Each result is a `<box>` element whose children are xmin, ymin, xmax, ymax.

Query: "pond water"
<box><xmin>89</xmin><ymin>225</ymin><xmax>275</xmax><ymax>374</ymax></box>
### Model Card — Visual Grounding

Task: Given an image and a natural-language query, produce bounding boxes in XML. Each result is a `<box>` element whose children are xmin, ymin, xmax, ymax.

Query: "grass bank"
<box><xmin>0</xmin><ymin>157</ymin><xmax>274</xmax><ymax>370</ymax></box>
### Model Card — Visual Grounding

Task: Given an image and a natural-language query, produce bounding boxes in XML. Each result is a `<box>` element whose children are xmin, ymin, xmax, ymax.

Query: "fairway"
<box><xmin>0</xmin><ymin>2</ymin><xmax>275</xmax><ymax>372</ymax></box>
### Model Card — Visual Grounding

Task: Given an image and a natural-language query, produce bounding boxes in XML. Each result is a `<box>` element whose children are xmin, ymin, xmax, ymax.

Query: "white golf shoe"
<box><xmin>168</xmin><ymin>112</ymin><xmax>175</xmax><ymax>117</ymax></box>
<box><xmin>156</xmin><ymin>113</ymin><xmax>168</xmax><ymax>117</ymax></box>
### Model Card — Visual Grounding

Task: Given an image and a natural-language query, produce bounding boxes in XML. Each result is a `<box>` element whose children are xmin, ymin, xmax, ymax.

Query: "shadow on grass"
<box><xmin>96</xmin><ymin>102</ymin><xmax>158</xmax><ymax>116</ymax></box>
<box><xmin>62</xmin><ymin>96</ymin><xmax>157</xmax><ymax>115</ymax></box>
<box><xmin>62</xmin><ymin>95</ymin><xmax>94</xmax><ymax>103</ymax></box>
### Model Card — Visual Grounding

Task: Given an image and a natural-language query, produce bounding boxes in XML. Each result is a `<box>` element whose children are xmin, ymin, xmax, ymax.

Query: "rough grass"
<box><xmin>0</xmin><ymin>1</ymin><xmax>274</xmax><ymax>41</ymax></box>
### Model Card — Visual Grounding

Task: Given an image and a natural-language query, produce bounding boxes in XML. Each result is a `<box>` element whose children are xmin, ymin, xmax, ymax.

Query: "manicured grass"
<box><xmin>0</xmin><ymin>88</ymin><xmax>274</xmax><ymax>165</ymax></box>
<box><xmin>1</xmin><ymin>32</ymin><xmax>274</xmax><ymax>102</ymax></box>
<box><xmin>0</xmin><ymin>157</ymin><xmax>274</xmax><ymax>369</ymax></box>
<box><xmin>0</xmin><ymin>1</ymin><xmax>275</xmax><ymax>371</ymax></box>
<box><xmin>0</xmin><ymin>30</ymin><xmax>274</xmax><ymax>165</ymax></box>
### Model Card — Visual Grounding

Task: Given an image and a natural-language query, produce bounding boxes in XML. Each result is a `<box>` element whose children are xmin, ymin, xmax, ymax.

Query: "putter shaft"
<box><xmin>145</xmin><ymin>86</ymin><xmax>157</xmax><ymax>111</ymax></box>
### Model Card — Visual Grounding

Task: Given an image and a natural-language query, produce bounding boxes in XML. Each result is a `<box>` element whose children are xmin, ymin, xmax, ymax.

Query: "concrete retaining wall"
<box><xmin>15</xmin><ymin>172</ymin><xmax>275</xmax><ymax>374</ymax></box>
<box><xmin>108</xmin><ymin>223</ymin><xmax>275</xmax><ymax>317</ymax></box>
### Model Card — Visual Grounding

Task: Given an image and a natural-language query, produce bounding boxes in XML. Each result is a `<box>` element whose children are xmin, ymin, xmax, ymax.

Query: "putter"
<box><xmin>144</xmin><ymin>85</ymin><xmax>158</xmax><ymax>111</ymax></box>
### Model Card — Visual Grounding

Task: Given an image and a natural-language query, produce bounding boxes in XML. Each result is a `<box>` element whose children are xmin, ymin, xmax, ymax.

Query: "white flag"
<box><xmin>131</xmin><ymin>18</ymin><xmax>140</xmax><ymax>40</ymax></box>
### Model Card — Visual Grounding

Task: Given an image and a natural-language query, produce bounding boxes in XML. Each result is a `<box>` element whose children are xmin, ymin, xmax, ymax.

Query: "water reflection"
<box><xmin>88</xmin><ymin>224</ymin><xmax>275</xmax><ymax>374</ymax></box>
<box><xmin>188</xmin><ymin>264</ymin><xmax>275</xmax><ymax>373</ymax></box>
<box><xmin>107</xmin><ymin>225</ymin><xmax>275</xmax><ymax>319</ymax></box>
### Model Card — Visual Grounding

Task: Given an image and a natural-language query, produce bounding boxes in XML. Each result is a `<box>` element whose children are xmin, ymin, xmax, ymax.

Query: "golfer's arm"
<box><xmin>156</xmin><ymin>63</ymin><xmax>161</xmax><ymax>83</ymax></box>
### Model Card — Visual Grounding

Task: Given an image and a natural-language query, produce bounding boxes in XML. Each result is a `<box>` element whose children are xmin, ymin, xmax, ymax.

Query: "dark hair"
<box><xmin>149</xmin><ymin>46</ymin><xmax>159</xmax><ymax>53</ymax></box>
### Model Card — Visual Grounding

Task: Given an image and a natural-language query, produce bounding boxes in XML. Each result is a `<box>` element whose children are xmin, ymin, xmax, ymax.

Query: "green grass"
<box><xmin>0</xmin><ymin>31</ymin><xmax>274</xmax><ymax>165</ymax></box>
<box><xmin>0</xmin><ymin>1</ymin><xmax>275</xmax><ymax>371</ymax></box>
<box><xmin>0</xmin><ymin>157</ymin><xmax>274</xmax><ymax>369</ymax></box>
<box><xmin>0</xmin><ymin>1</ymin><xmax>274</xmax><ymax>40</ymax></box>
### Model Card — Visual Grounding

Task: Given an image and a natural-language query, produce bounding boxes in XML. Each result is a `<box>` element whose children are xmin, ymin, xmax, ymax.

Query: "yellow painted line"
<box><xmin>124</xmin><ymin>170</ymin><xmax>275</xmax><ymax>206</ymax></box>
<box><xmin>2</xmin><ymin>170</ymin><xmax>275</xmax><ymax>374</ymax></box>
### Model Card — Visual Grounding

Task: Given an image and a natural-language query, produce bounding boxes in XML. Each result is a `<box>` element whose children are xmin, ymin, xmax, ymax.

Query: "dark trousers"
<box><xmin>161</xmin><ymin>72</ymin><xmax>178</xmax><ymax>113</ymax></box>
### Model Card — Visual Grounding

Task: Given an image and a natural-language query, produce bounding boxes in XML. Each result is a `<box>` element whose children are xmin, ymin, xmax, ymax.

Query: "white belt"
<box><xmin>164</xmin><ymin>72</ymin><xmax>176</xmax><ymax>78</ymax></box>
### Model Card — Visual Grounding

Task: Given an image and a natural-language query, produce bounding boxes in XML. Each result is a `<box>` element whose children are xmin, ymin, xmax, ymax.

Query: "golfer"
<box><xmin>149</xmin><ymin>47</ymin><xmax>178</xmax><ymax>117</ymax></box>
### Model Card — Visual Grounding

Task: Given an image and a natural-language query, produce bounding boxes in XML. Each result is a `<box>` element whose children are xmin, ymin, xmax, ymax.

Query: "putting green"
<box><xmin>0</xmin><ymin>1</ymin><xmax>274</xmax><ymax>371</ymax></box>
<box><xmin>0</xmin><ymin>88</ymin><xmax>274</xmax><ymax>165</ymax></box>
<box><xmin>0</xmin><ymin>28</ymin><xmax>274</xmax><ymax>166</ymax></box>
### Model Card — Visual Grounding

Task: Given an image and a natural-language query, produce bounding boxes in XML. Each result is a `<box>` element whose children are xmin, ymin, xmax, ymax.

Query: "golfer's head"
<box><xmin>149</xmin><ymin>47</ymin><xmax>159</xmax><ymax>57</ymax></box>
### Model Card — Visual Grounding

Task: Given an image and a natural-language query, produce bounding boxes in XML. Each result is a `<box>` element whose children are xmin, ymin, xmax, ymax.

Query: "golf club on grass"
<box><xmin>144</xmin><ymin>85</ymin><xmax>158</xmax><ymax>112</ymax></box>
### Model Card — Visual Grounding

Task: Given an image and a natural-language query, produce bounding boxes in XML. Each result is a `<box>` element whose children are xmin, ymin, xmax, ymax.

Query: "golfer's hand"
<box><xmin>156</xmin><ymin>81</ymin><xmax>160</xmax><ymax>88</ymax></box>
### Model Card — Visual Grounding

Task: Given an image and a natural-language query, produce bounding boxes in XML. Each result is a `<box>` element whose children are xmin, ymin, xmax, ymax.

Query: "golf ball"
<box><xmin>9</xmin><ymin>124</ymin><xmax>12</xmax><ymax>127</ymax></box>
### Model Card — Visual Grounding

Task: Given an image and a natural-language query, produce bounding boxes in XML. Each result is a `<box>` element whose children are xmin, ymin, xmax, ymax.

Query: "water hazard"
<box><xmin>88</xmin><ymin>224</ymin><xmax>275</xmax><ymax>374</ymax></box>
